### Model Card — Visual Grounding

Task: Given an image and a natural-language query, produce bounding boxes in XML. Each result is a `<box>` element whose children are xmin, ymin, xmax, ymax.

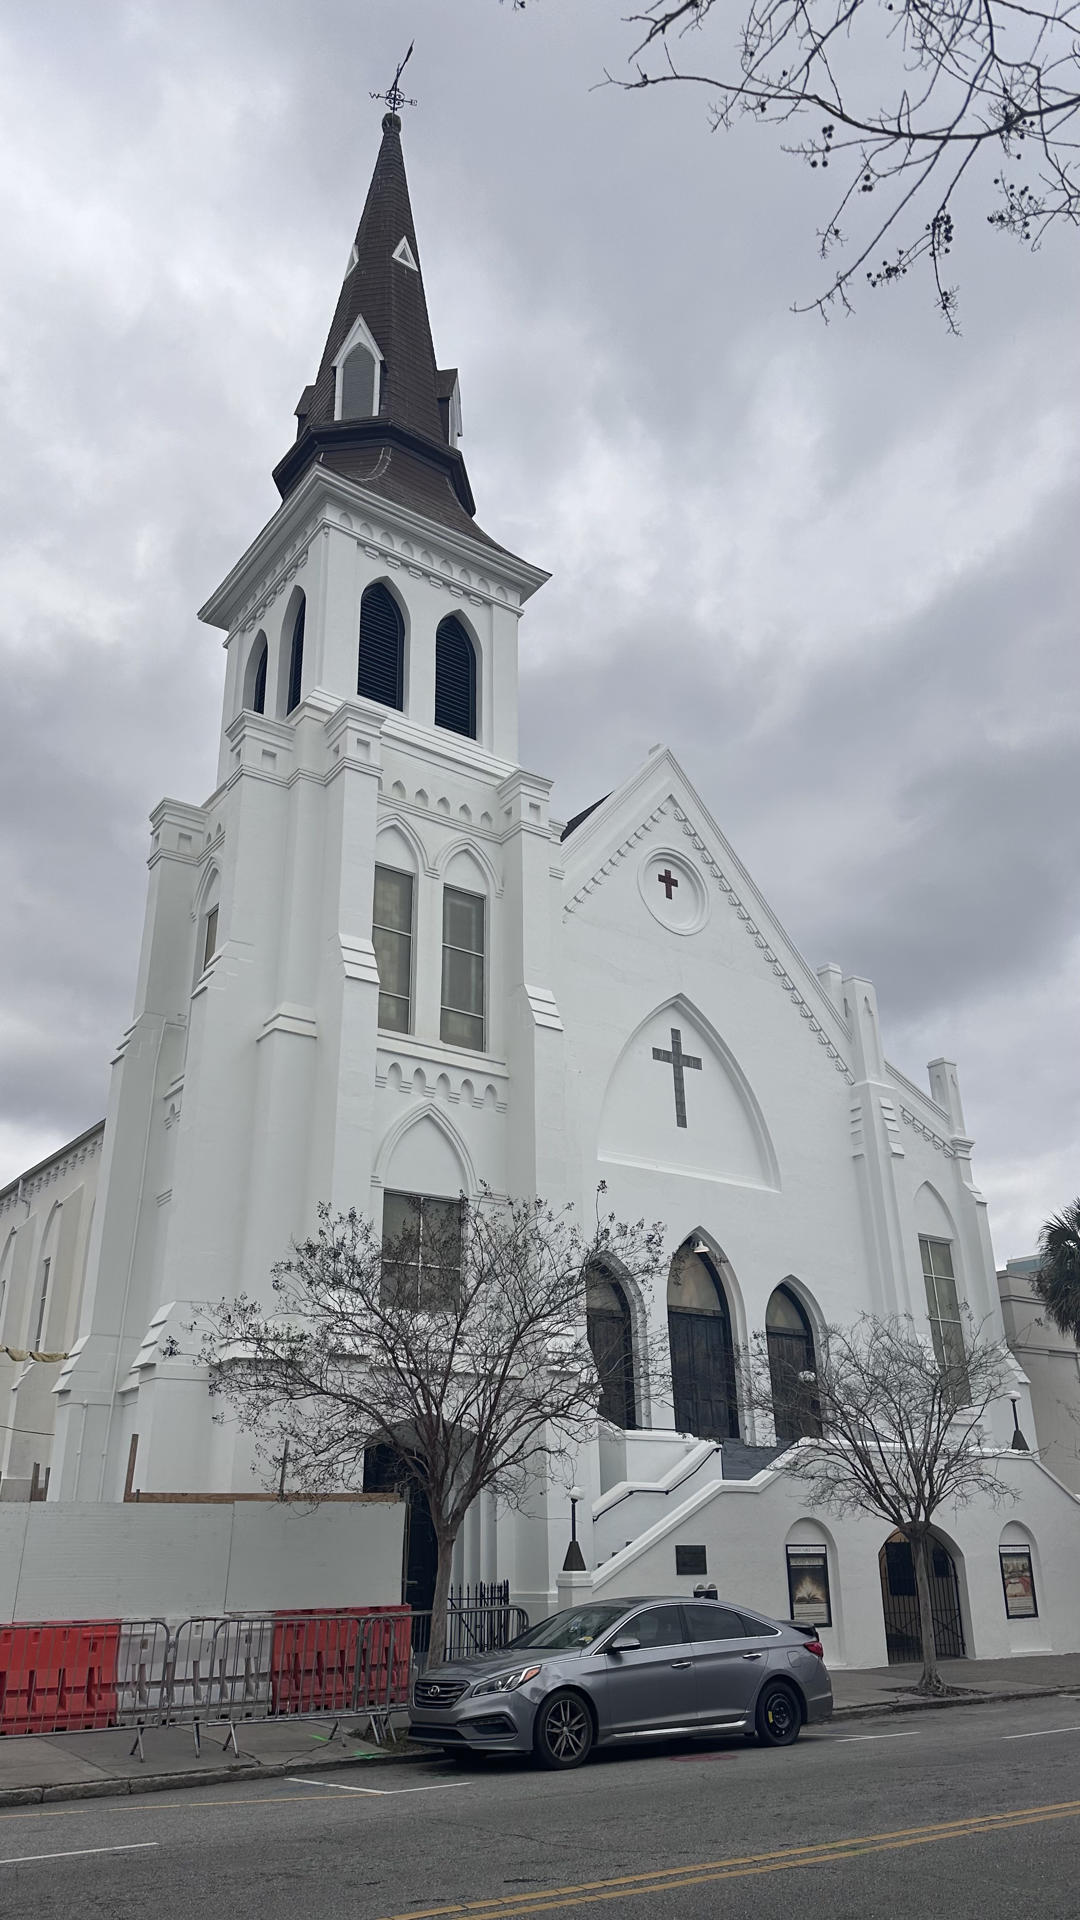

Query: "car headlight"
<box><xmin>470</xmin><ymin>1665</ymin><xmax>542</xmax><ymax>1697</ymax></box>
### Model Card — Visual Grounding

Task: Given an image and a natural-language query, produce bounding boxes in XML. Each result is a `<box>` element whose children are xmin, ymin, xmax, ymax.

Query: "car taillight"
<box><xmin>803</xmin><ymin>1639</ymin><xmax>824</xmax><ymax>1658</ymax></box>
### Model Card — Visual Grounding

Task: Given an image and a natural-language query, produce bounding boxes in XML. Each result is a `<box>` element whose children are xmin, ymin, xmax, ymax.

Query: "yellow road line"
<box><xmin>372</xmin><ymin>1798</ymin><xmax>1080</xmax><ymax>1920</ymax></box>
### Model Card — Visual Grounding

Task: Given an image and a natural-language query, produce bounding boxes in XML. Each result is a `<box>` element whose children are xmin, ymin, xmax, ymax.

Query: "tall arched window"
<box><xmin>667</xmin><ymin>1241</ymin><xmax>739</xmax><ymax>1441</ymax></box>
<box><xmin>766</xmin><ymin>1284</ymin><xmax>820</xmax><ymax>1444</ymax></box>
<box><xmin>434</xmin><ymin>615</ymin><xmax>477</xmax><ymax>739</ymax></box>
<box><xmin>586</xmin><ymin>1267</ymin><xmax>636</xmax><ymax>1430</ymax></box>
<box><xmin>286</xmin><ymin>596</ymin><xmax>305</xmax><ymax>714</ymax></box>
<box><xmin>358</xmin><ymin>583</ymin><xmax>404</xmax><ymax>710</ymax></box>
<box><xmin>244</xmin><ymin>632</ymin><xmax>268</xmax><ymax>714</ymax></box>
<box><xmin>340</xmin><ymin>342</ymin><xmax>378</xmax><ymax>418</ymax></box>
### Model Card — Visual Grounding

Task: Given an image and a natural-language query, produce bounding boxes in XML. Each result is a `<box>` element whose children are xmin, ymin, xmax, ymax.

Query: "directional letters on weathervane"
<box><xmin>652</xmin><ymin>1026</ymin><xmax>702</xmax><ymax>1129</ymax></box>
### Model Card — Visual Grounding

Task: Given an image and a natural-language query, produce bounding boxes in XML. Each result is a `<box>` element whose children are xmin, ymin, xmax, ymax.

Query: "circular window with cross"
<box><xmin>638</xmin><ymin>852</ymin><xmax>709</xmax><ymax>935</ymax></box>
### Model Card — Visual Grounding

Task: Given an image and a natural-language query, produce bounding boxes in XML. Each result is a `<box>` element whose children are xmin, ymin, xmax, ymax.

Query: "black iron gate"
<box><xmin>879</xmin><ymin>1533</ymin><xmax>966</xmax><ymax>1663</ymax></box>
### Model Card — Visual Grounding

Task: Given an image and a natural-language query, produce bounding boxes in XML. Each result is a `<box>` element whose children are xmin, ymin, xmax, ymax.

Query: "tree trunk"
<box><xmin>911</xmin><ymin>1529</ymin><xmax>943</xmax><ymax>1695</ymax></box>
<box><xmin>426</xmin><ymin>1526</ymin><xmax>457</xmax><ymax>1668</ymax></box>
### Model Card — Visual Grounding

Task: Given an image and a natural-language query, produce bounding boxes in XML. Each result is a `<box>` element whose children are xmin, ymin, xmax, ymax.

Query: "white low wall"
<box><xmin>588</xmin><ymin>1454</ymin><xmax>1080</xmax><ymax>1669</ymax></box>
<box><xmin>0</xmin><ymin>1499</ymin><xmax>405</xmax><ymax>1623</ymax></box>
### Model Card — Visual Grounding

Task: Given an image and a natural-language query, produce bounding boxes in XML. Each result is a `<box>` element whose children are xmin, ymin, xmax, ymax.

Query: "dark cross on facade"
<box><xmin>657</xmin><ymin>868</ymin><xmax>679</xmax><ymax>901</ymax></box>
<box><xmin>652</xmin><ymin>1027</ymin><xmax>702</xmax><ymax>1129</ymax></box>
<box><xmin>371</xmin><ymin>42</ymin><xmax>417</xmax><ymax>115</ymax></box>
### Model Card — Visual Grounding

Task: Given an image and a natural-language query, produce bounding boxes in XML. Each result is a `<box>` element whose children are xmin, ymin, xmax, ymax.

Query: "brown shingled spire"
<box><xmin>273</xmin><ymin>112</ymin><xmax>500</xmax><ymax>550</ymax></box>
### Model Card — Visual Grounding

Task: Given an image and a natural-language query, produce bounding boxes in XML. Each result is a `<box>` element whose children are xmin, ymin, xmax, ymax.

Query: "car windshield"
<box><xmin>507</xmin><ymin>1605</ymin><xmax>630</xmax><ymax>1651</ymax></box>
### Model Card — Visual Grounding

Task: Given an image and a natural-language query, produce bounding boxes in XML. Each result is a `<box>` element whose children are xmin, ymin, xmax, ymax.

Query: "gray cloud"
<box><xmin>2</xmin><ymin>0</ymin><xmax>1077</xmax><ymax>1263</ymax></box>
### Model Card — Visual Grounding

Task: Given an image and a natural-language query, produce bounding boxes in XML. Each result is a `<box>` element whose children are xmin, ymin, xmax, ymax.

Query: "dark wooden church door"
<box><xmin>668</xmin><ymin>1308</ymin><xmax>739</xmax><ymax>1441</ymax></box>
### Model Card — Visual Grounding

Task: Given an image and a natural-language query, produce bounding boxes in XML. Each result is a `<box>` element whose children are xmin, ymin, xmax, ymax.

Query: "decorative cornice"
<box><xmin>564</xmin><ymin>805</ymin><xmax>668</xmax><ymax>913</ymax></box>
<box><xmin>0</xmin><ymin>1124</ymin><xmax>105</xmax><ymax>1216</ymax></box>
<box><xmin>899</xmin><ymin>1106</ymin><xmax>958</xmax><ymax>1158</ymax></box>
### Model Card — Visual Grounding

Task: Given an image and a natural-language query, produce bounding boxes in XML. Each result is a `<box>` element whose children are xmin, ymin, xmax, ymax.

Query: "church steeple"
<box><xmin>273</xmin><ymin>111</ymin><xmax>495</xmax><ymax>549</ymax></box>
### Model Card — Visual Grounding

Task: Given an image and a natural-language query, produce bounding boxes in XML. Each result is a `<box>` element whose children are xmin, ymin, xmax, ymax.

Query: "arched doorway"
<box><xmin>765</xmin><ymin>1284</ymin><xmax>821</xmax><ymax>1444</ymax></box>
<box><xmin>667</xmin><ymin>1241</ymin><xmax>740</xmax><ymax>1440</ymax></box>
<box><xmin>586</xmin><ymin>1268</ymin><xmax>636</xmax><ymax>1429</ymax></box>
<box><xmin>878</xmin><ymin>1530</ymin><xmax>966</xmax><ymax>1664</ymax></box>
<box><xmin>363</xmin><ymin>1442</ymin><xmax>439</xmax><ymax>1613</ymax></box>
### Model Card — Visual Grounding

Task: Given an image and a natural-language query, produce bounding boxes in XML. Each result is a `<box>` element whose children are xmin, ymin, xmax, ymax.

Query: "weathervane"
<box><xmin>371</xmin><ymin>43</ymin><xmax>417</xmax><ymax>116</ymax></box>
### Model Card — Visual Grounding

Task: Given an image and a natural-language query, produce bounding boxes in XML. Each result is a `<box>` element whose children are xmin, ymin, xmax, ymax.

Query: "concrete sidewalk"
<box><xmin>2</xmin><ymin>1652</ymin><xmax>1079</xmax><ymax>1807</ymax></box>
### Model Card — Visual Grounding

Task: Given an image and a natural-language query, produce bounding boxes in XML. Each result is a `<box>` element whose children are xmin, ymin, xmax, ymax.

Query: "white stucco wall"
<box><xmin>0</xmin><ymin>1498</ymin><xmax>405</xmax><ymax>1623</ymax></box>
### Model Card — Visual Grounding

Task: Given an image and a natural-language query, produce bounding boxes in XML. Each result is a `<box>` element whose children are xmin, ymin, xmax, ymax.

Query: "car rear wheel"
<box><xmin>533</xmin><ymin>1690</ymin><xmax>594</xmax><ymax>1770</ymax></box>
<box><xmin>755</xmin><ymin>1682</ymin><xmax>802</xmax><ymax>1747</ymax></box>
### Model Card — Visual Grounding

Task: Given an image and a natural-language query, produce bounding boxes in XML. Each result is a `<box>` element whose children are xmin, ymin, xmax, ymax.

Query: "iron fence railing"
<box><xmin>0</xmin><ymin>1603</ymin><xmax>530</xmax><ymax>1755</ymax></box>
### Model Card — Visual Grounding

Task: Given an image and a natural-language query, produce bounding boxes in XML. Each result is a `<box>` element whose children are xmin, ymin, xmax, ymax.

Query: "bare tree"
<box><xmin>509</xmin><ymin>0</ymin><xmax>1080</xmax><ymax>326</ymax></box>
<box><xmin>745</xmin><ymin>1313</ymin><xmax>1015</xmax><ymax>1690</ymax></box>
<box><xmin>191</xmin><ymin>1190</ymin><xmax>664</xmax><ymax>1664</ymax></box>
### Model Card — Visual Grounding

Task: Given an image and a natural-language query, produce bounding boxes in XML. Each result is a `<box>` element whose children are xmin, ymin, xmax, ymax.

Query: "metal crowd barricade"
<box><xmin>0</xmin><ymin>1603</ymin><xmax>532</xmax><ymax>1754</ymax></box>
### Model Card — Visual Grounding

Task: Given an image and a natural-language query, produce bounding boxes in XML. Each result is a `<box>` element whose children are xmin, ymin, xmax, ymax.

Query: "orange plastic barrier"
<box><xmin>0</xmin><ymin>1621</ymin><xmax>121</xmax><ymax>1735</ymax></box>
<box><xmin>269</xmin><ymin>1613</ymin><xmax>361</xmax><ymax>1715</ymax></box>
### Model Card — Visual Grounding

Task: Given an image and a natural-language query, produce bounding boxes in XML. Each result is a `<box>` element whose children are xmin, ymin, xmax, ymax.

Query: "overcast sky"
<box><xmin>2</xmin><ymin>0</ymin><xmax>1077</xmax><ymax>1261</ymax></box>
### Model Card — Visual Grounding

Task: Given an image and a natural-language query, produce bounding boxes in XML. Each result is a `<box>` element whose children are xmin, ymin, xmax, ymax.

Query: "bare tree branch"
<box><xmin>744</xmin><ymin>1312</ymin><xmax>1018</xmax><ymax>1689</ymax></box>
<box><xmin>596</xmin><ymin>0</ymin><xmax>1080</xmax><ymax>325</ymax></box>
<box><xmin>176</xmin><ymin>1189</ymin><xmax>666</xmax><ymax>1663</ymax></box>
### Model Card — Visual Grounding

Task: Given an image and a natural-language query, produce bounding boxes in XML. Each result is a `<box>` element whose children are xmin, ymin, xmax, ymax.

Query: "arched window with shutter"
<box><xmin>766</xmin><ymin>1284</ymin><xmax>821</xmax><ymax>1444</ymax></box>
<box><xmin>286</xmin><ymin>596</ymin><xmax>305</xmax><ymax>713</ymax></box>
<box><xmin>358</xmin><ymin>583</ymin><xmax>405</xmax><ymax>710</ymax></box>
<box><xmin>244</xmin><ymin>632</ymin><xmax>268</xmax><ymax>714</ymax></box>
<box><xmin>434</xmin><ymin>615</ymin><xmax>477</xmax><ymax>739</ymax></box>
<box><xmin>339</xmin><ymin>342</ymin><xmax>378</xmax><ymax>418</ymax></box>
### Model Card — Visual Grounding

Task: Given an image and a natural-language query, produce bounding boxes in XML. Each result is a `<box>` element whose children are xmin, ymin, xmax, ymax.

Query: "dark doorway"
<box><xmin>667</xmin><ymin>1241</ymin><xmax>740</xmax><ymax>1441</ymax></box>
<box><xmin>363</xmin><ymin>1442</ymin><xmax>439</xmax><ymax>1613</ymax></box>
<box><xmin>586</xmin><ymin>1268</ymin><xmax>636</xmax><ymax>1429</ymax></box>
<box><xmin>765</xmin><ymin>1285</ymin><xmax>821</xmax><ymax>1444</ymax></box>
<box><xmin>879</xmin><ymin>1531</ymin><xmax>966</xmax><ymax>1663</ymax></box>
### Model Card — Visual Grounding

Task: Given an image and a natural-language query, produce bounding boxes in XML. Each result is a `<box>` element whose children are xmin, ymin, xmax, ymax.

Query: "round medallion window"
<box><xmin>638</xmin><ymin>852</ymin><xmax>709</xmax><ymax>935</ymax></box>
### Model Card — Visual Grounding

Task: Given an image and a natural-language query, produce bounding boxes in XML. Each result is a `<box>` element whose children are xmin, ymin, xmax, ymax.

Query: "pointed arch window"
<box><xmin>586</xmin><ymin>1267</ymin><xmax>636</xmax><ymax>1430</ymax></box>
<box><xmin>358</xmin><ymin>583</ymin><xmax>404</xmax><ymax>710</ymax></box>
<box><xmin>434</xmin><ymin>615</ymin><xmax>477</xmax><ymax>739</ymax></box>
<box><xmin>340</xmin><ymin>342</ymin><xmax>378</xmax><ymax>419</ymax></box>
<box><xmin>245</xmin><ymin>633</ymin><xmax>268</xmax><ymax>715</ymax></box>
<box><xmin>667</xmin><ymin>1241</ymin><xmax>739</xmax><ymax>1441</ymax></box>
<box><xmin>286</xmin><ymin>596</ymin><xmax>305</xmax><ymax>714</ymax></box>
<box><xmin>765</xmin><ymin>1285</ymin><xmax>821</xmax><ymax>1444</ymax></box>
<box><xmin>441</xmin><ymin>886</ymin><xmax>485</xmax><ymax>1050</ymax></box>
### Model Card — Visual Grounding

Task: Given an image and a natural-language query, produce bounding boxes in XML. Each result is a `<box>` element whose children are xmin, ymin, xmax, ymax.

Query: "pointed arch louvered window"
<box><xmin>358</xmin><ymin>583</ymin><xmax>404</xmax><ymax>710</ymax></box>
<box><xmin>247</xmin><ymin>633</ymin><xmax>268</xmax><ymax>715</ymax></box>
<box><xmin>286</xmin><ymin>597</ymin><xmax>305</xmax><ymax>713</ymax></box>
<box><xmin>434</xmin><ymin>615</ymin><xmax>476</xmax><ymax>739</ymax></box>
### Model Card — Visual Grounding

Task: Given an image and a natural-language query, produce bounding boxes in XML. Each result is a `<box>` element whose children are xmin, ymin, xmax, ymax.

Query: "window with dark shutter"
<box><xmin>247</xmin><ymin>634</ymin><xmax>268</xmax><ymax>714</ymax></box>
<box><xmin>358</xmin><ymin>584</ymin><xmax>404</xmax><ymax>710</ymax></box>
<box><xmin>286</xmin><ymin>598</ymin><xmax>305</xmax><ymax>713</ymax></box>
<box><xmin>434</xmin><ymin>615</ymin><xmax>476</xmax><ymax>738</ymax></box>
<box><xmin>340</xmin><ymin>343</ymin><xmax>377</xmax><ymax>418</ymax></box>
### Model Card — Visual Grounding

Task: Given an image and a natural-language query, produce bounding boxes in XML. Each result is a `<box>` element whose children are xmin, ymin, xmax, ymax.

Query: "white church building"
<box><xmin>6</xmin><ymin>110</ymin><xmax>1079</xmax><ymax>1665</ymax></box>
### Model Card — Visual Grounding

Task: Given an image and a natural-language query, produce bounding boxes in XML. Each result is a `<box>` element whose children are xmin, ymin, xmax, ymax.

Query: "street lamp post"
<box><xmin>562</xmin><ymin>1485</ymin><xmax>586</xmax><ymax>1573</ymax></box>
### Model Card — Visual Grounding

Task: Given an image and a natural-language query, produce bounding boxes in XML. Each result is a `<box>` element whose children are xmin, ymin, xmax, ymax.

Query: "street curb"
<box><xmin>0</xmin><ymin>1739</ymin><xmax>423</xmax><ymax>1809</ymax></box>
<box><xmin>4</xmin><ymin>1689</ymin><xmax>1080</xmax><ymax>1808</ymax></box>
<box><xmin>832</xmin><ymin>1684</ymin><xmax>1080</xmax><ymax>1721</ymax></box>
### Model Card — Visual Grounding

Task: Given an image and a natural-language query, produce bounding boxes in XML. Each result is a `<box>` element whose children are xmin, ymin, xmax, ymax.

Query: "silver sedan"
<box><xmin>408</xmin><ymin>1596</ymin><xmax>832</xmax><ymax>1769</ymax></box>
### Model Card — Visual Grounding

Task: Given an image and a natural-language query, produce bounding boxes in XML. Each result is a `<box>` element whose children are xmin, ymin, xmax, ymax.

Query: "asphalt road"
<box><xmin>3</xmin><ymin>1695</ymin><xmax>1080</xmax><ymax>1920</ymax></box>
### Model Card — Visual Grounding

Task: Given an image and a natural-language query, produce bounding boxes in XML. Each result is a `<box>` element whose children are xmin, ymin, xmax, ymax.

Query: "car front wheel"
<box><xmin>755</xmin><ymin>1682</ymin><xmax>802</xmax><ymax>1747</ymax></box>
<box><xmin>533</xmin><ymin>1689</ymin><xmax>594</xmax><ymax>1770</ymax></box>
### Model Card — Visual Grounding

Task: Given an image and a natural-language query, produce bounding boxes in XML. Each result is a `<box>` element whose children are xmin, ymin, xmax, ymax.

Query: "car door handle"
<box><xmin>741</xmin><ymin>1652</ymin><xmax>763</xmax><ymax>1661</ymax></box>
<box><xmin>669</xmin><ymin>1659</ymin><xmax>692</xmax><ymax>1669</ymax></box>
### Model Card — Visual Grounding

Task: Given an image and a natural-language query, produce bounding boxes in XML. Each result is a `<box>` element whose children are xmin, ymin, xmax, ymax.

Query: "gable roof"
<box><xmin>560</xmin><ymin>747</ymin><xmax>855</xmax><ymax>1084</ymax></box>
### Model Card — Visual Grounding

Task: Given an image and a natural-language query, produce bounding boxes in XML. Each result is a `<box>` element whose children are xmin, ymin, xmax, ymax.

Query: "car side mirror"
<box><xmin>607</xmin><ymin>1634</ymin><xmax>640</xmax><ymax>1654</ymax></box>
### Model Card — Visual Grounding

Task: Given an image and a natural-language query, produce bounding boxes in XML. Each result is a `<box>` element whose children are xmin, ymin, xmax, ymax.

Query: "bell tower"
<box><xmin>52</xmin><ymin>110</ymin><xmax>563</xmax><ymax>1502</ymax></box>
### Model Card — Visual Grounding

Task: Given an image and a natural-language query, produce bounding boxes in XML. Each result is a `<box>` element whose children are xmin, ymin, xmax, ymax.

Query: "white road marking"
<box><xmin>835</xmin><ymin>1731</ymin><xmax>921</xmax><ymax>1742</ymax></box>
<box><xmin>0</xmin><ymin>1842</ymin><xmax>159</xmax><ymax>1867</ymax></box>
<box><xmin>1002</xmin><ymin>1725</ymin><xmax>1080</xmax><ymax>1741</ymax></box>
<box><xmin>286</xmin><ymin>1776</ymin><xmax>474</xmax><ymax>1796</ymax></box>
